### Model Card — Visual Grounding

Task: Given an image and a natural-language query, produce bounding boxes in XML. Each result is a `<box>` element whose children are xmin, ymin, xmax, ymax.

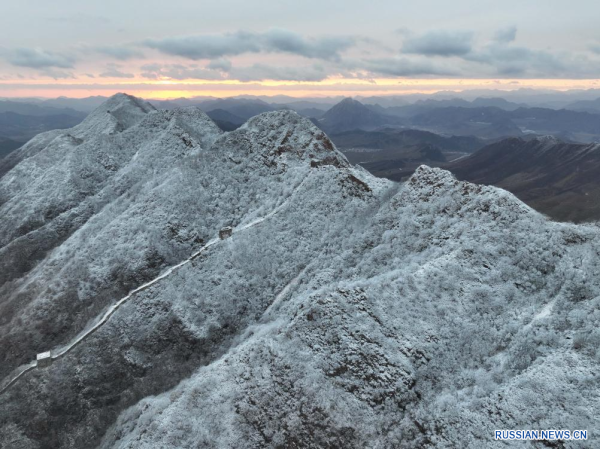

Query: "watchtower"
<box><xmin>36</xmin><ymin>351</ymin><xmax>53</xmax><ymax>368</ymax></box>
<box><xmin>219</xmin><ymin>226</ymin><xmax>233</xmax><ymax>239</ymax></box>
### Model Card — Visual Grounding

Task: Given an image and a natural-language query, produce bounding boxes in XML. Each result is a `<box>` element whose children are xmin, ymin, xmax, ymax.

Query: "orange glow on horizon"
<box><xmin>0</xmin><ymin>76</ymin><xmax>599</xmax><ymax>100</ymax></box>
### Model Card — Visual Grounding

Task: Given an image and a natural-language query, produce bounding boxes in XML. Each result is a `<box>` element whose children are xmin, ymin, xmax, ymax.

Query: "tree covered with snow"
<box><xmin>0</xmin><ymin>94</ymin><xmax>598</xmax><ymax>448</ymax></box>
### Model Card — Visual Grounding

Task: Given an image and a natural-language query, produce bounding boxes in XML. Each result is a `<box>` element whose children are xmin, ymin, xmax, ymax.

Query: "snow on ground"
<box><xmin>1</xmin><ymin>94</ymin><xmax>599</xmax><ymax>448</ymax></box>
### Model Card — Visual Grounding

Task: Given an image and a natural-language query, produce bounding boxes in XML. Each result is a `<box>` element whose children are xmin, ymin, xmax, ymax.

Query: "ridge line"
<box><xmin>0</xmin><ymin>175</ymin><xmax>310</xmax><ymax>396</ymax></box>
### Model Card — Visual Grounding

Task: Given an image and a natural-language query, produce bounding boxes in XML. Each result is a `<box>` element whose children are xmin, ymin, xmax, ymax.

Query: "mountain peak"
<box><xmin>408</xmin><ymin>165</ymin><xmax>458</xmax><ymax>190</ymax></box>
<box><xmin>330</xmin><ymin>97</ymin><xmax>367</xmax><ymax>111</ymax></box>
<box><xmin>97</xmin><ymin>93</ymin><xmax>156</xmax><ymax>122</ymax></box>
<box><xmin>243</xmin><ymin>108</ymin><xmax>301</xmax><ymax>125</ymax></box>
<box><xmin>319</xmin><ymin>97</ymin><xmax>395</xmax><ymax>133</ymax></box>
<box><xmin>205</xmin><ymin>110</ymin><xmax>350</xmax><ymax>170</ymax></box>
<box><xmin>339</xmin><ymin>97</ymin><xmax>358</xmax><ymax>105</ymax></box>
<box><xmin>74</xmin><ymin>93</ymin><xmax>156</xmax><ymax>137</ymax></box>
<box><xmin>403</xmin><ymin>165</ymin><xmax>536</xmax><ymax>224</ymax></box>
<box><xmin>162</xmin><ymin>106</ymin><xmax>223</xmax><ymax>150</ymax></box>
<box><xmin>220</xmin><ymin>109</ymin><xmax>349</xmax><ymax>168</ymax></box>
<box><xmin>531</xmin><ymin>135</ymin><xmax>560</xmax><ymax>144</ymax></box>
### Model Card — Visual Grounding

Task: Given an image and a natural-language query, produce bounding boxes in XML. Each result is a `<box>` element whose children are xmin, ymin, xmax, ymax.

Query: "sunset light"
<box><xmin>1</xmin><ymin>77</ymin><xmax>600</xmax><ymax>100</ymax></box>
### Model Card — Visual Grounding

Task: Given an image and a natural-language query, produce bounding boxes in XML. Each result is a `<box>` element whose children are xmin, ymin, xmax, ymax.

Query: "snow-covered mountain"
<box><xmin>0</xmin><ymin>94</ymin><xmax>599</xmax><ymax>448</ymax></box>
<box><xmin>449</xmin><ymin>136</ymin><xmax>600</xmax><ymax>223</ymax></box>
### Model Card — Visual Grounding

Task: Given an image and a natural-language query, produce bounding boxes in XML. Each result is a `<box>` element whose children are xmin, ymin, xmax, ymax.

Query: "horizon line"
<box><xmin>1</xmin><ymin>78</ymin><xmax>599</xmax><ymax>100</ymax></box>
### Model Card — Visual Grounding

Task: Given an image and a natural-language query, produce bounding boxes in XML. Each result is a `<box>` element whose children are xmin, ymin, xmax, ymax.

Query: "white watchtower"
<box><xmin>219</xmin><ymin>226</ymin><xmax>233</xmax><ymax>239</ymax></box>
<box><xmin>36</xmin><ymin>351</ymin><xmax>53</xmax><ymax>368</ymax></box>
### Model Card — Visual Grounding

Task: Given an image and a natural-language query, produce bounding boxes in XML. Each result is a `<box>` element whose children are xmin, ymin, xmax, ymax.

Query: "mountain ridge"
<box><xmin>449</xmin><ymin>135</ymin><xmax>600</xmax><ymax>222</ymax></box>
<box><xmin>0</xmin><ymin>94</ymin><xmax>599</xmax><ymax>448</ymax></box>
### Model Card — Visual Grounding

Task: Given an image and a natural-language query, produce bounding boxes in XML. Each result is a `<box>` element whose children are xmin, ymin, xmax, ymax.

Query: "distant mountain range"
<box><xmin>0</xmin><ymin>137</ymin><xmax>22</xmax><ymax>158</ymax></box>
<box><xmin>8</xmin><ymin>90</ymin><xmax>600</xmax><ymax>111</ymax></box>
<box><xmin>378</xmin><ymin>98</ymin><xmax>526</xmax><ymax>119</ymax></box>
<box><xmin>0</xmin><ymin>100</ymin><xmax>84</xmax><ymax>118</ymax></box>
<box><xmin>409</xmin><ymin>106</ymin><xmax>522</xmax><ymax>139</ymax></box>
<box><xmin>342</xmin><ymin>129</ymin><xmax>600</xmax><ymax>223</ymax></box>
<box><xmin>23</xmin><ymin>96</ymin><xmax>110</xmax><ymax>113</ymax></box>
<box><xmin>448</xmin><ymin>136</ymin><xmax>600</xmax><ymax>222</ymax></box>
<box><xmin>2</xmin><ymin>94</ymin><xmax>600</xmax><ymax>161</ymax></box>
<box><xmin>197</xmin><ymin>98</ymin><xmax>275</xmax><ymax>120</ymax></box>
<box><xmin>332</xmin><ymin>129</ymin><xmax>484</xmax><ymax>179</ymax></box>
<box><xmin>331</xmin><ymin>128</ymin><xmax>484</xmax><ymax>153</ymax></box>
<box><xmin>317</xmin><ymin>98</ymin><xmax>400</xmax><ymax>133</ymax></box>
<box><xmin>342</xmin><ymin>142</ymin><xmax>446</xmax><ymax>180</ymax></box>
<box><xmin>564</xmin><ymin>97</ymin><xmax>600</xmax><ymax>114</ymax></box>
<box><xmin>404</xmin><ymin>105</ymin><xmax>600</xmax><ymax>142</ymax></box>
<box><xmin>205</xmin><ymin>109</ymin><xmax>246</xmax><ymax>131</ymax></box>
<box><xmin>310</xmin><ymin>97</ymin><xmax>600</xmax><ymax>142</ymax></box>
<box><xmin>510</xmin><ymin>107</ymin><xmax>600</xmax><ymax>141</ymax></box>
<box><xmin>0</xmin><ymin>112</ymin><xmax>85</xmax><ymax>142</ymax></box>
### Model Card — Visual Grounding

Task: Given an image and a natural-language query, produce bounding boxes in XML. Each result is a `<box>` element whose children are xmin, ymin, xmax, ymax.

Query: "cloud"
<box><xmin>5</xmin><ymin>48</ymin><xmax>76</xmax><ymax>68</ymax></box>
<box><xmin>493</xmin><ymin>26</ymin><xmax>517</xmax><ymax>44</ymax></box>
<box><xmin>99</xmin><ymin>63</ymin><xmax>135</xmax><ymax>78</ymax></box>
<box><xmin>230</xmin><ymin>64</ymin><xmax>329</xmax><ymax>82</ymax></box>
<box><xmin>260</xmin><ymin>29</ymin><xmax>355</xmax><ymax>61</ymax></box>
<box><xmin>590</xmin><ymin>44</ymin><xmax>600</xmax><ymax>55</ymax></box>
<box><xmin>139</xmin><ymin>63</ymin><xmax>162</xmax><ymax>79</ymax></box>
<box><xmin>95</xmin><ymin>46</ymin><xmax>145</xmax><ymax>60</ymax></box>
<box><xmin>49</xmin><ymin>14</ymin><xmax>110</xmax><ymax>25</ymax></box>
<box><xmin>360</xmin><ymin>57</ymin><xmax>459</xmax><ymax>76</ymax></box>
<box><xmin>39</xmin><ymin>68</ymin><xmax>76</xmax><ymax>79</ymax></box>
<box><xmin>402</xmin><ymin>31</ymin><xmax>473</xmax><ymax>57</ymax></box>
<box><xmin>465</xmin><ymin>41</ymin><xmax>569</xmax><ymax>77</ymax></box>
<box><xmin>140</xmin><ymin>63</ymin><xmax>224</xmax><ymax>80</ymax></box>
<box><xmin>139</xmin><ymin>61</ymin><xmax>330</xmax><ymax>82</ymax></box>
<box><xmin>206</xmin><ymin>58</ymin><xmax>232</xmax><ymax>72</ymax></box>
<box><xmin>144</xmin><ymin>33</ymin><xmax>258</xmax><ymax>60</ymax></box>
<box><xmin>143</xmin><ymin>28</ymin><xmax>356</xmax><ymax>61</ymax></box>
<box><xmin>457</xmin><ymin>34</ymin><xmax>600</xmax><ymax>78</ymax></box>
<box><xmin>395</xmin><ymin>27</ymin><xmax>600</xmax><ymax>78</ymax></box>
<box><xmin>394</xmin><ymin>27</ymin><xmax>412</xmax><ymax>36</ymax></box>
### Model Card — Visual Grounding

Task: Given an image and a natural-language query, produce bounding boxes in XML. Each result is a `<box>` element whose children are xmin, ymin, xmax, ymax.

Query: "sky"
<box><xmin>1</xmin><ymin>0</ymin><xmax>600</xmax><ymax>99</ymax></box>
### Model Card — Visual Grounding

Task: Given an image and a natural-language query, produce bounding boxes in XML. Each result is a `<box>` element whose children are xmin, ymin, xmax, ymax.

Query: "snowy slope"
<box><xmin>0</xmin><ymin>94</ymin><xmax>599</xmax><ymax>448</ymax></box>
<box><xmin>449</xmin><ymin>136</ymin><xmax>600</xmax><ymax>222</ymax></box>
